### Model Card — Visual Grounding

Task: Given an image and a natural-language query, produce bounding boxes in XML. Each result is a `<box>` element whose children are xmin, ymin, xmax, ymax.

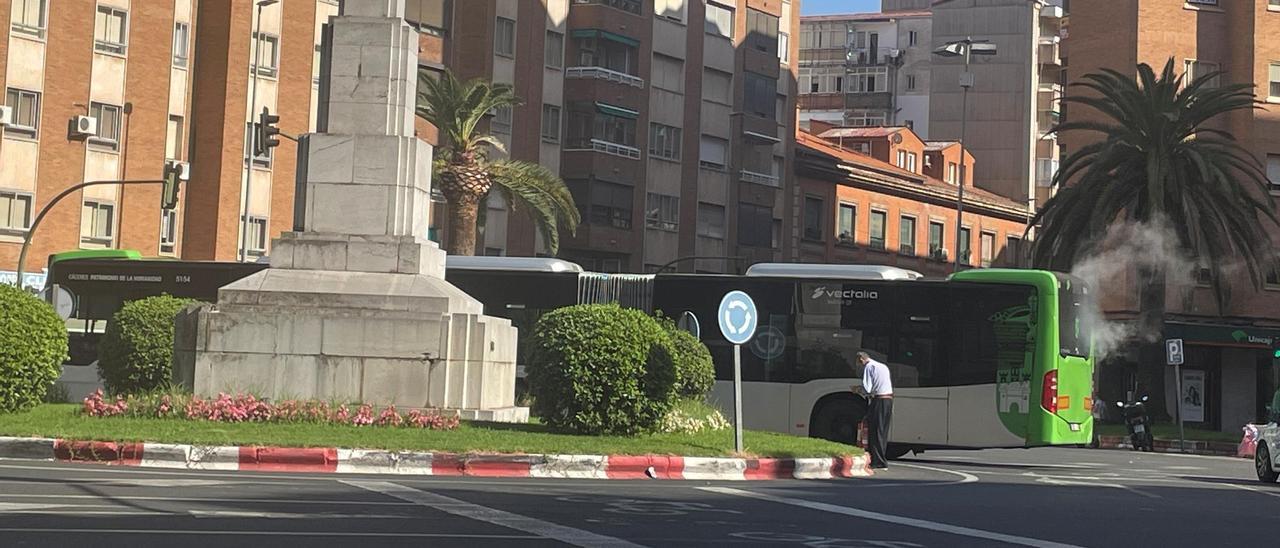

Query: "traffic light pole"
<box><xmin>14</xmin><ymin>179</ymin><xmax>164</xmax><ymax>289</ymax></box>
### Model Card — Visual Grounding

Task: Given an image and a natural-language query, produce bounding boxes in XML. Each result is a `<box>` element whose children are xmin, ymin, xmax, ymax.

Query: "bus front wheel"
<box><xmin>810</xmin><ymin>397</ymin><xmax>866</xmax><ymax>446</ymax></box>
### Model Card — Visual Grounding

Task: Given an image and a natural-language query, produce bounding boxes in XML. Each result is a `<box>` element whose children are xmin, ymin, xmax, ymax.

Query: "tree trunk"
<box><xmin>1136</xmin><ymin>265</ymin><xmax>1170</xmax><ymax>421</ymax></box>
<box><xmin>446</xmin><ymin>194</ymin><xmax>482</xmax><ymax>256</ymax></box>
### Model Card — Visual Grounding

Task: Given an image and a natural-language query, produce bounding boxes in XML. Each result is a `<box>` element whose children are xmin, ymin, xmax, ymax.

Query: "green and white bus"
<box><xmin>650</xmin><ymin>264</ymin><xmax>1095</xmax><ymax>455</ymax></box>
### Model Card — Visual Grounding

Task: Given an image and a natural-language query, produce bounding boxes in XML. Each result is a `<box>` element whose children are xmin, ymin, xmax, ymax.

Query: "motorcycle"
<box><xmin>1116</xmin><ymin>395</ymin><xmax>1155</xmax><ymax>452</ymax></box>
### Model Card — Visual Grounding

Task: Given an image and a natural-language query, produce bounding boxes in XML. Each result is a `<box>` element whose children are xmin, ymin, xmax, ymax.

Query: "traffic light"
<box><xmin>162</xmin><ymin>160</ymin><xmax>188</xmax><ymax>211</ymax></box>
<box><xmin>254</xmin><ymin>107</ymin><xmax>280</xmax><ymax>157</ymax></box>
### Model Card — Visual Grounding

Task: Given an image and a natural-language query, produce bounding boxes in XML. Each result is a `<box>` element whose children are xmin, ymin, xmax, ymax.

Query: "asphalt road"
<box><xmin>0</xmin><ymin>447</ymin><xmax>1275</xmax><ymax>547</ymax></box>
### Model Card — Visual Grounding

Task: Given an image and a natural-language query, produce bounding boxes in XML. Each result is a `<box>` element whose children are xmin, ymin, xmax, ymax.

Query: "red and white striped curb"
<box><xmin>0</xmin><ymin>437</ymin><xmax>870</xmax><ymax>480</ymax></box>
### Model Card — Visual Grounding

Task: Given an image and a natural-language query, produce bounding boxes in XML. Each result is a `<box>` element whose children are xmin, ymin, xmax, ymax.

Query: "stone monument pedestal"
<box><xmin>173</xmin><ymin>2</ymin><xmax>525</xmax><ymax>422</ymax></box>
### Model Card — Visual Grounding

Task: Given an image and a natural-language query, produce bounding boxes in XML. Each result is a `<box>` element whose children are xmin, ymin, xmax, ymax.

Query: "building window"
<box><xmin>1270</xmin><ymin>63</ymin><xmax>1280</xmax><ymax>99</ymax></box>
<box><xmin>1268</xmin><ymin>154</ymin><xmax>1280</xmax><ymax>191</ymax></box>
<box><xmin>245</xmin><ymin>122</ymin><xmax>271</xmax><ymax>167</ymax></box>
<box><xmin>252</xmin><ymin>32</ymin><xmax>280</xmax><ymax>78</ymax></box>
<box><xmin>779</xmin><ymin>32</ymin><xmax>790</xmax><ymax>64</ymax></box>
<box><xmin>698</xmin><ymin>135</ymin><xmax>728</xmax><ymax>170</ymax></box>
<box><xmin>652</xmin><ymin>54</ymin><xmax>685</xmax><ymax>93</ymax></box>
<box><xmin>959</xmin><ymin>227</ymin><xmax>972</xmax><ymax>265</ymax></box>
<box><xmin>11</xmin><ymin>0</ymin><xmax>47</xmax><ymax>39</ymax></box>
<box><xmin>244</xmin><ymin>215</ymin><xmax>268</xmax><ymax>254</ymax></box>
<box><xmin>589</xmin><ymin>181</ymin><xmax>634</xmax><ymax>229</ymax></box>
<box><xmin>94</xmin><ymin>6</ymin><xmax>128</xmax><ymax>55</ymax></box>
<box><xmin>173</xmin><ymin>22</ymin><xmax>190</xmax><ymax>68</ymax></box>
<box><xmin>492</xmin><ymin>105</ymin><xmax>513</xmax><ymax>134</ymax></box>
<box><xmin>705</xmin><ymin>2</ymin><xmax>734</xmax><ymax>39</ymax></box>
<box><xmin>899</xmin><ymin>216</ymin><xmax>916</xmax><ymax>256</ymax></box>
<box><xmin>405</xmin><ymin>0</ymin><xmax>450</xmax><ymax>33</ymax></box>
<box><xmin>1184</xmin><ymin>59</ymin><xmax>1219</xmax><ymax>88</ymax></box>
<box><xmin>697</xmin><ymin>202</ymin><xmax>726</xmax><ymax>239</ymax></box>
<box><xmin>0</xmin><ymin>190</ymin><xmax>33</xmax><ymax>232</ymax></box>
<box><xmin>929</xmin><ymin>221</ymin><xmax>945</xmax><ymax>259</ymax></box>
<box><xmin>566</xmin><ymin>106</ymin><xmax>638</xmax><ymax>151</ymax></box>
<box><xmin>3</xmin><ymin>88</ymin><xmax>40</xmax><ymax>138</ymax></box>
<box><xmin>649</xmin><ymin>123</ymin><xmax>682</xmax><ymax>161</ymax></box>
<box><xmin>803</xmin><ymin>195</ymin><xmax>824</xmax><ymax>241</ymax></box>
<box><xmin>907</xmin><ymin>152</ymin><xmax>917</xmax><ymax>173</ymax></box>
<box><xmin>980</xmin><ymin>232</ymin><xmax>995</xmax><ymax>267</ymax></box>
<box><xmin>645</xmin><ymin>193</ymin><xmax>679</xmax><ymax>231</ymax></box>
<box><xmin>81</xmin><ymin>201</ymin><xmax>115</xmax><ymax>245</ymax></box>
<box><xmin>947</xmin><ymin>162</ymin><xmax>959</xmax><ymax>184</ymax></box>
<box><xmin>545</xmin><ymin>31</ymin><xmax>564</xmax><ymax>68</ymax></box>
<box><xmin>484</xmin><ymin>247</ymin><xmax>504</xmax><ymax>257</ymax></box>
<box><xmin>849</xmin><ymin>67</ymin><xmax>888</xmax><ymax>93</ymax></box>
<box><xmin>907</xmin><ymin>74</ymin><xmax>917</xmax><ymax>91</ymax></box>
<box><xmin>89</xmin><ymin>102</ymin><xmax>122</xmax><ymax>150</ymax></box>
<box><xmin>656</xmin><ymin>0</ymin><xmax>686</xmax><ymax>22</ymax></box>
<box><xmin>313</xmin><ymin>44</ymin><xmax>322</xmax><ymax>87</ymax></box>
<box><xmin>738</xmin><ymin>203</ymin><xmax>773</xmax><ymax>247</ymax></box>
<box><xmin>575</xmin><ymin>34</ymin><xmax>640</xmax><ymax>75</ymax></box>
<box><xmin>703</xmin><ymin>69</ymin><xmax>733</xmax><ymax>105</ymax></box>
<box><xmin>745</xmin><ymin>73</ymin><xmax>778</xmax><ymax>119</ymax></box>
<box><xmin>165</xmin><ymin>116</ymin><xmax>184</xmax><ymax>161</ymax></box>
<box><xmin>541</xmin><ymin>104</ymin><xmax>561</xmax><ymax>143</ymax></box>
<box><xmin>160</xmin><ymin>209</ymin><xmax>178</xmax><ymax>254</ymax></box>
<box><xmin>746</xmin><ymin>8</ymin><xmax>779</xmax><ymax>54</ymax></box>
<box><xmin>838</xmin><ymin>203</ymin><xmax>856</xmax><ymax>244</ymax></box>
<box><xmin>908</xmin><ymin>30</ymin><xmax>918</xmax><ymax>47</ymax></box>
<box><xmin>869</xmin><ymin>210</ymin><xmax>887</xmax><ymax>250</ymax></box>
<box><xmin>495</xmin><ymin>17</ymin><xmax>515</xmax><ymax>57</ymax></box>
<box><xmin>1267</xmin><ymin>260</ymin><xmax>1280</xmax><ymax>288</ymax></box>
<box><xmin>1006</xmin><ymin>236</ymin><xmax>1023</xmax><ymax>267</ymax></box>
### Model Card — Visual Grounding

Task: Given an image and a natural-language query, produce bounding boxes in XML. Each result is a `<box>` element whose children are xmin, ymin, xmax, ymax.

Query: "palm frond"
<box><xmin>488</xmin><ymin>160</ymin><xmax>581</xmax><ymax>255</ymax></box>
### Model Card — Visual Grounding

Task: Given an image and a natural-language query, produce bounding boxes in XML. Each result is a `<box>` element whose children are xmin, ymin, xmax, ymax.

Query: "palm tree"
<box><xmin>1031</xmin><ymin>59</ymin><xmax>1279</xmax><ymax>418</ymax></box>
<box><xmin>416</xmin><ymin>69</ymin><xmax>580</xmax><ymax>255</ymax></box>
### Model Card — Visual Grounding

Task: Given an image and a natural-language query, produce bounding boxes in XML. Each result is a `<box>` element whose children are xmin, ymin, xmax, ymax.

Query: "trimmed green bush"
<box><xmin>658</xmin><ymin>316</ymin><xmax>715</xmax><ymax>398</ymax></box>
<box><xmin>98</xmin><ymin>295</ymin><xmax>198</xmax><ymax>395</ymax></box>
<box><xmin>0</xmin><ymin>284</ymin><xmax>68</xmax><ymax>413</ymax></box>
<box><xmin>528</xmin><ymin>303</ymin><xmax>677</xmax><ymax>435</ymax></box>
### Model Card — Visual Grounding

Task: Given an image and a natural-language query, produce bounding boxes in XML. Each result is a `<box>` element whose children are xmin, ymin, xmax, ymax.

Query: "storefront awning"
<box><xmin>569</xmin><ymin>29</ymin><xmax>640</xmax><ymax>47</ymax></box>
<box><xmin>595</xmin><ymin>102</ymin><xmax>639</xmax><ymax>119</ymax></box>
<box><xmin>1166</xmin><ymin>322</ymin><xmax>1280</xmax><ymax>349</ymax></box>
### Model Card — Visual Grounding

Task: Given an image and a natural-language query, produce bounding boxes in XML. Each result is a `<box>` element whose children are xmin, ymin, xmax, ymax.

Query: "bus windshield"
<box><xmin>1058</xmin><ymin>276</ymin><xmax>1091</xmax><ymax>358</ymax></box>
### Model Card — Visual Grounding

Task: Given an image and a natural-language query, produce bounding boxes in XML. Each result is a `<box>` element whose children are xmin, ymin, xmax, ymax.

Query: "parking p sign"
<box><xmin>1166</xmin><ymin>338</ymin><xmax>1184</xmax><ymax>366</ymax></box>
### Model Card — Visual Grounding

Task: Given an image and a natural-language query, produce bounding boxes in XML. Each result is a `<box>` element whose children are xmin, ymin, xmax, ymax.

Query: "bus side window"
<box><xmin>894</xmin><ymin>286</ymin><xmax>946</xmax><ymax>388</ymax></box>
<box><xmin>951</xmin><ymin>286</ymin><xmax>1035</xmax><ymax>386</ymax></box>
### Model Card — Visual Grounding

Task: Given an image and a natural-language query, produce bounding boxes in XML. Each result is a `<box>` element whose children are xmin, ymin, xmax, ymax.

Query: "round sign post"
<box><xmin>718</xmin><ymin>290</ymin><xmax>757</xmax><ymax>454</ymax></box>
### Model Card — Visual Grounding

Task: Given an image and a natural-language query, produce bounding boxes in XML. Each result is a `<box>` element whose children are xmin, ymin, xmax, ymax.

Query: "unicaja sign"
<box><xmin>811</xmin><ymin>286</ymin><xmax>879</xmax><ymax>300</ymax></box>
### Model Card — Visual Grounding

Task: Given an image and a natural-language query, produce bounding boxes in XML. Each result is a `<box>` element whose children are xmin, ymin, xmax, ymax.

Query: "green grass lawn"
<box><xmin>1096</xmin><ymin>423</ymin><xmax>1242</xmax><ymax>443</ymax></box>
<box><xmin>0</xmin><ymin>404</ymin><xmax>859</xmax><ymax>458</ymax></box>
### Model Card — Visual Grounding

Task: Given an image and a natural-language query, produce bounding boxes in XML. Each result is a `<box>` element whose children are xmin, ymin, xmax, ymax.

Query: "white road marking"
<box><xmin>1032</xmin><ymin>476</ymin><xmax>1161</xmax><ymax>499</ymax></box>
<box><xmin>343</xmin><ymin>480</ymin><xmax>645</xmax><ymax>548</ymax></box>
<box><xmin>921</xmin><ymin>458</ymin><xmax>1093</xmax><ymax>470</ymax></box>
<box><xmin>0</xmin><ymin>494</ymin><xmax>415</xmax><ymax>506</ymax></box>
<box><xmin>699</xmin><ymin>486</ymin><xmax>1083</xmax><ymax>548</ymax></box>
<box><xmin>0</xmin><ymin>528</ymin><xmax>541</xmax><ymax>539</ymax></box>
<box><xmin>1160</xmin><ymin>466</ymin><xmax>1206</xmax><ymax>471</ymax></box>
<box><xmin>188</xmin><ymin>510</ymin><xmax>414</xmax><ymax>519</ymax></box>
<box><xmin>1227</xmin><ymin>483</ymin><xmax>1280</xmax><ymax>499</ymax></box>
<box><xmin>892</xmin><ymin>463</ymin><xmax>980</xmax><ymax>484</ymax></box>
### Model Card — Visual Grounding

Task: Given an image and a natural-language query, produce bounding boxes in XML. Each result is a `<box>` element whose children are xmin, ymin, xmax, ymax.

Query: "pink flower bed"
<box><xmin>81</xmin><ymin>390</ymin><xmax>460</xmax><ymax>430</ymax></box>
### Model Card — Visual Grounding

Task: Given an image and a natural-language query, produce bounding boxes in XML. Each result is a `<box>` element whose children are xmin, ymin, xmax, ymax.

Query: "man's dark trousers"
<box><xmin>868</xmin><ymin>396</ymin><xmax>893</xmax><ymax>468</ymax></box>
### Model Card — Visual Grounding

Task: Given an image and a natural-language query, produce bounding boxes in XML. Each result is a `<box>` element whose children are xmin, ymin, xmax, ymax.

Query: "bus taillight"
<box><xmin>1042</xmin><ymin>370</ymin><xmax>1059</xmax><ymax>413</ymax></box>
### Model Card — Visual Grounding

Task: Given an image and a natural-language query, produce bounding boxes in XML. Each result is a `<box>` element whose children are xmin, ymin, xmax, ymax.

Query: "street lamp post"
<box><xmin>239</xmin><ymin>0</ymin><xmax>278</xmax><ymax>263</ymax></box>
<box><xmin>933</xmin><ymin>38</ymin><xmax>996</xmax><ymax>272</ymax></box>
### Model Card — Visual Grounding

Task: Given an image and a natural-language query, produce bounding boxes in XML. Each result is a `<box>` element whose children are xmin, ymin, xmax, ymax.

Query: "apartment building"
<box><xmin>441</xmin><ymin>1</ymin><xmax>799</xmax><ymax>274</ymax></box>
<box><xmin>0</xmin><ymin>0</ymin><xmax>200</xmax><ymax>287</ymax></box>
<box><xmin>796</xmin><ymin>1</ymin><xmax>1065</xmax><ymax>212</ymax></box>
<box><xmin>1066</xmin><ymin>0</ymin><xmax>1280</xmax><ymax>432</ymax></box>
<box><xmin>793</xmin><ymin>126</ymin><xmax>1029</xmax><ymax>276</ymax></box>
<box><xmin>797</xmin><ymin>10</ymin><xmax>932</xmax><ymax>134</ymax></box>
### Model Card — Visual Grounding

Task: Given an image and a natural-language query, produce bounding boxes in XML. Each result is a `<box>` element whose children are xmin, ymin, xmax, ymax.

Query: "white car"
<box><xmin>1258</xmin><ymin>420</ymin><xmax>1280</xmax><ymax>483</ymax></box>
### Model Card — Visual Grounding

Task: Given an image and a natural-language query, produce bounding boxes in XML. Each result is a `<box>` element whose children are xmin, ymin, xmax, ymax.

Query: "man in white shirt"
<box><xmin>853</xmin><ymin>351</ymin><xmax>893</xmax><ymax>469</ymax></box>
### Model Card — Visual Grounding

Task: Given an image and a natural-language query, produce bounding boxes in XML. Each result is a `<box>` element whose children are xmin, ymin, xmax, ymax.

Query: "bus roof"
<box><xmin>48</xmin><ymin>249</ymin><xmax>142</xmax><ymax>265</ymax></box>
<box><xmin>745</xmin><ymin>263</ymin><xmax>924</xmax><ymax>280</ymax></box>
<box><xmin>445</xmin><ymin>256</ymin><xmax>584</xmax><ymax>273</ymax></box>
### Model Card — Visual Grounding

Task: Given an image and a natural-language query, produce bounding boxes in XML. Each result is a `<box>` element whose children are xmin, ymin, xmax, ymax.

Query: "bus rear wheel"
<box><xmin>810</xmin><ymin>398</ymin><xmax>865</xmax><ymax>446</ymax></box>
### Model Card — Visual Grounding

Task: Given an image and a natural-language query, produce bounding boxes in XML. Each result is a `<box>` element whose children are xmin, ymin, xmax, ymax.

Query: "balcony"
<box><xmin>1037</xmin><ymin>111</ymin><xmax>1060</xmax><ymax>135</ymax></box>
<box><xmin>1038</xmin><ymin>37</ymin><xmax>1061</xmax><ymax>66</ymax></box>
<box><xmin>571</xmin><ymin>0</ymin><xmax>641</xmax><ymax>16</ymax></box>
<box><xmin>740</xmin><ymin>169</ymin><xmax>780</xmax><ymax>188</ymax></box>
<box><xmin>845</xmin><ymin>91</ymin><xmax>893</xmax><ymax>110</ymax></box>
<box><xmin>566</xmin><ymin>138</ymin><xmax>641</xmax><ymax>159</ymax></box>
<box><xmin>566</xmin><ymin>66</ymin><xmax>645</xmax><ymax>89</ymax></box>
<box><xmin>847</xmin><ymin>47</ymin><xmax>901</xmax><ymax>67</ymax></box>
<box><xmin>1040</xmin><ymin>5</ymin><xmax>1065</xmax><ymax>18</ymax></box>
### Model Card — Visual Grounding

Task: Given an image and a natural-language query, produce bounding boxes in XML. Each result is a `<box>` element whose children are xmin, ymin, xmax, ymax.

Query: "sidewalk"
<box><xmin>1095</xmin><ymin>435</ymin><xmax>1241</xmax><ymax>458</ymax></box>
<box><xmin>0</xmin><ymin>436</ymin><xmax>871</xmax><ymax>481</ymax></box>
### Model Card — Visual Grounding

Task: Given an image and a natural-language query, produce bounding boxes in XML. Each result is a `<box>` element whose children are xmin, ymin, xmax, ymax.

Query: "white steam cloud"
<box><xmin>1067</xmin><ymin>217</ymin><xmax>1195</xmax><ymax>363</ymax></box>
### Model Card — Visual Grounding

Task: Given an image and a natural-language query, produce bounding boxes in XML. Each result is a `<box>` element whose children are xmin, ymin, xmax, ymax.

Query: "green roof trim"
<box><xmin>595</xmin><ymin>102</ymin><xmax>639</xmax><ymax>119</ymax></box>
<box><xmin>569</xmin><ymin>28</ymin><xmax>639</xmax><ymax>47</ymax></box>
<box><xmin>48</xmin><ymin>249</ymin><xmax>142</xmax><ymax>265</ymax></box>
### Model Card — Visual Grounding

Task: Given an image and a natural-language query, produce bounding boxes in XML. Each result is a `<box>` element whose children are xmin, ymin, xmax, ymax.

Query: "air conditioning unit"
<box><xmin>0</xmin><ymin>105</ymin><xmax>12</xmax><ymax>126</ymax></box>
<box><xmin>71</xmin><ymin>115</ymin><xmax>97</xmax><ymax>137</ymax></box>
